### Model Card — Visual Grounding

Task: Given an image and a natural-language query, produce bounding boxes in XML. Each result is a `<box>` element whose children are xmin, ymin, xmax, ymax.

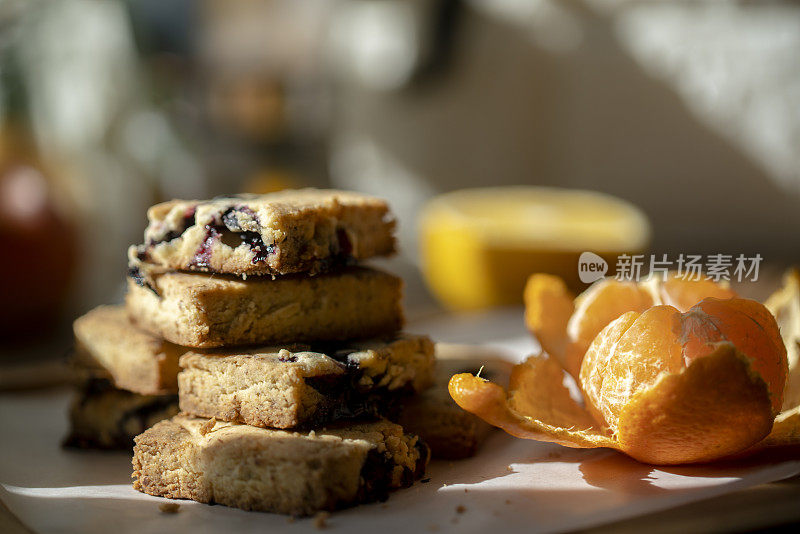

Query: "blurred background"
<box><xmin>1</xmin><ymin>0</ymin><xmax>800</xmax><ymax>359</ymax></box>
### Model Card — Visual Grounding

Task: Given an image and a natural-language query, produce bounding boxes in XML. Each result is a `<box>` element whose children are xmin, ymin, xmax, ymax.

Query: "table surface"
<box><xmin>2</xmin><ymin>268</ymin><xmax>798</xmax><ymax>534</ymax></box>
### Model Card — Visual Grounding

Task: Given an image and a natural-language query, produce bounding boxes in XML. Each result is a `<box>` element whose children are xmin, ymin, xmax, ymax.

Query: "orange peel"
<box><xmin>765</xmin><ymin>268</ymin><xmax>800</xmax><ymax>410</ymax></box>
<box><xmin>448</xmin><ymin>355</ymin><xmax>615</xmax><ymax>450</ymax></box>
<box><xmin>452</xmin><ymin>292</ymin><xmax>796</xmax><ymax>465</ymax></box>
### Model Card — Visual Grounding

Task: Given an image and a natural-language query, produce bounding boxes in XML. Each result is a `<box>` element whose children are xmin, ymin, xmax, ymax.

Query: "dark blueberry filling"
<box><xmin>357</xmin><ymin>449</ymin><xmax>395</xmax><ymax>503</ymax></box>
<box><xmin>148</xmin><ymin>206</ymin><xmax>196</xmax><ymax>246</ymax></box>
<box><xmin>240</xmin><ymin>231</ymin><xmax>275</xmax><ymax>264</ymax></box>
<box><xmin>355</xmin><ymin>435</ymin><xmax>428</xmax><ymax>505</ymax></box>
<box><xmin>190</xmin><ymin>220</ymin><xmax>275</xmax><ymax>268</ymax></box>
<box><xmin>190</xmin><ymin>224</ymin><xmax>221</xmax><ymax>269</ymax></box>
<box><xmin>330</xmin><ymin>349</ymin><xmax>362</xmax><ymax>371</ymax></box>
<box><xmin>127</xmin><ymin>266</ymin><xmax>146</xmax><ymax>287</ymax></box>
<box><xmin>221</xmin><ymin>207</ymin><xmax>240</xmax><ymax>230</ymax></box>
<box><xmin>127</xmin><ymin>266</ymin><xmax>158</xmax><ymax>295</ymax></box>
<box><xmin>278</xmin><ymin>355</ymin><xmax>298</xmax><ymax>363</ymax></box>
<box><xmin>303</xmin><ymin>361</ymin><xmax>411</xmax><ymax>428</ymax></box>
<box><xmin>413</xmin><ymin>439</ymin><xmax>431</xmax><ymax>479</ymax></box>
<box><xmin>220</xmin><ymin>206</ymin><xmax>256</xmax><ymax>231</ymax></box>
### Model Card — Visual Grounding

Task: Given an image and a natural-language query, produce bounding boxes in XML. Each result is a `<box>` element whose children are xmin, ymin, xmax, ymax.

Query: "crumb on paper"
<box><xmin>464</xmin><ymin>488</ymin><xmax>468</xmax><ymax>493</ymax></box>
<box><xmin>505</xmin><ymin>499</ymin><xmax>512</xmax><ymax>505</ymax></box>
<box><xmin>456</xmin><ymin>505</ymin><xmax>466</xmax><ymax>514</ymax></box>
<box><xmin>199</xmin><ymin>417</ymin><xmax>217</xmax><ymax>436</ymax></box>
<box><xmin>506</xmin><ymin>465</ymin><xmax>513</xmax><ymax>472</ymax></box>
<box><xmin>314</xmin><ymin>511</ymin><xmax>330</xmax><ymax>529</ymax></box>
<box><xmin>287</xmin><ymin>516</ymin><xmax>296</xmax><ymax>524</ymax></box>
<box><xmin>158</xmin><ymin>502</ymin><xmax>180</xmax><ymax>513</ymax></box>
<box><xmin>428</xmin><ymin>524</ymin><xmax>440</xmax><ymax>532</ymax></box>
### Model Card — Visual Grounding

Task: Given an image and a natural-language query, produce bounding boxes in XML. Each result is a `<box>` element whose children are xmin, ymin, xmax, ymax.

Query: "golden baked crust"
<box><xmin>125</xmin><ymin>266</ymin><xmax>404</xmax><ymax>348</ymax></box>
<box><xmin>132</xmin><ymin>415</ymin><xmax>429</xmax><ymax>515</ymax></box>
<box><xmin>178</xmin><ymin>335</ymin><xmax>435</xmax><ymax>429</ymax></box>
<box><xmin>128</xmin><ymin>188</ymin><xmax>396</xmax><ymax>277</ymax></box>
<box><xmin>72</xmin><ymin>305</ymin><xmax>183</xmax><ymax>395</ymax></box>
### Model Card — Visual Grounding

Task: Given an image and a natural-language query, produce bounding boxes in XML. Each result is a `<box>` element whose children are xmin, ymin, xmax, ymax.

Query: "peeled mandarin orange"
<box><xmin>579</xmin><ymin>298</ymin><xmax>785</xmax><ymax>463</ymax></box>
<box><xmin>524</xmin><ymin>272</ymin><xmax>736</xmax><ymax>378</ymax></box>
<box><xmin>451</xmin><ymin>296</ymin><xmax>789</xmax><ymax>465</ymax></box>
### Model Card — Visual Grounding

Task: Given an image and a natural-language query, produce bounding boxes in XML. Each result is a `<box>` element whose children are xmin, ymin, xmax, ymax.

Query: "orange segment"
<box><xmin>582</xmin><ymin>307</ymin><xmax>684</xmax><ymax>431</ymax></box>
<box><xmin>579</xmin><ymin>310</ymin><xmax>640</xmax><ymax>429</ymax></box>
<box><xmin>567</xmin><ymin>280</ymin><xmax>654</xmax><ymax>371</ymax></box>
<box><xmin>658</xmin><ymin>274</ymin><xmax>737</xmax><ymax>312</ymax></box>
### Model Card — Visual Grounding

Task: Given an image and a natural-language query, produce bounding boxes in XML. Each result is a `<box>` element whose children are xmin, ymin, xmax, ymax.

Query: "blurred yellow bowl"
<box><xmin>418</xmin><ymin>186</ymin><xmax>651</xmax><ymax>310</ymax></box>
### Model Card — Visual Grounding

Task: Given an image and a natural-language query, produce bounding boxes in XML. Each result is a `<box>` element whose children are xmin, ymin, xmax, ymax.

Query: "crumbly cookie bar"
<box><xmin>178</xmin><ymin>335</ymin><xmax>435</xmax><ymax>429</ymax></box>
<box><xmin>72</xmin><ymin>305</ymin><xmax>183</xmax><ymax>395</ymax></box>
<box><xmin>64</xmin><ymin>379</ymin><xmax>178</xmax><ymax>450</ymax></box>
<box><xmin>125</xmin><ymin>266</ymin><xmax>403</xmax><ymax>348</ymax></box>
<box><xmin>132</xmin><ymin>415</ymin><xmax>429</xmax><ymax>515</ymax></box>
<box><xmin>397</xmin><ymin>349</ymin><xmax>512</xmax><ymax>459</ymax></box>
<box><xmin>128</xmin><ymin>189</ymin><xmax>396</xmax><ymax>277</ymax></box>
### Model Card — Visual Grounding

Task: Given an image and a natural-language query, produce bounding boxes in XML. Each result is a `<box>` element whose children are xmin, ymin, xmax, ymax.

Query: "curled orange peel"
<box><xmin>449</xmin><ymin>343</ymin><xmax>776</xmax><ymax>464</ymax></box>
<box><xmin>448</xmin><ymin>356</ymin><xmax>615</xmax><ymax>450</ymax></box>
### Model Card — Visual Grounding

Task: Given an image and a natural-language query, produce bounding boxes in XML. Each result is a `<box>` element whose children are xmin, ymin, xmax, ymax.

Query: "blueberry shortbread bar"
<box><xmin>132</xmin><ymin>415</ymin><xmax>429</xmax><ymax>515</ymax></box>
<box><xmin>128</xmin><ymin>189</ymin><xmax>395</xmax><ymax>279</ymax></box>
<box><xmin>64</xmin><ymin>378</ymin><xmax>178</xmax><ymax>450</ymax></box>
<box><xmin>125</xmin><ymin>266</ymin><xmax>403</xmax><ymax>348</ymax></box>
<box><xmin>72</xmin><ymin>305</ymin><xmax>183</xmax><ymax>395</ymax></box>
<box><xmin>397</xmin><ymin>347</ymin><xmax>512</xmax><ymax>459</ymax></box>
<box><xmin>178</xmin><ymin>335</ymin><xmax>435</xmax><ymax>429</ymax></box>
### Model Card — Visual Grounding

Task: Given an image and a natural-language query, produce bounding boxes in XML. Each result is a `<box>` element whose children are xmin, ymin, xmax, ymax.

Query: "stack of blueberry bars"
<box><xmin>65</xmin><ymin>189</ymin><xmax>509</xmax><ymax>516</ymax></box>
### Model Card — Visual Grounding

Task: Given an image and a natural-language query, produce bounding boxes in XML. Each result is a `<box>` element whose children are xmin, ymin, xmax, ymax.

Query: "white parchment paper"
<box><xmin>1</xmin><ymin>309</ymin><xmax>799</xmax><ymax>534</ymax></box>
